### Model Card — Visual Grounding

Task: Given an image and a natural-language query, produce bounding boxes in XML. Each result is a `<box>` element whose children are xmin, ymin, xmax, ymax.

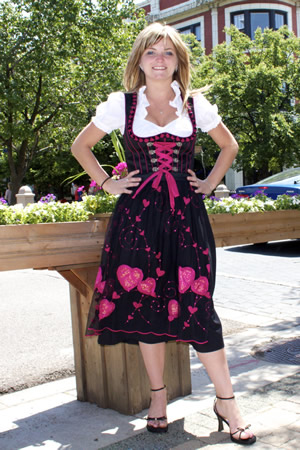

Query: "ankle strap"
<box><xmin>216</xmin><ymin>395</ymin><xmax>235</xmax><ymax>400</ymax></box>
<box><xmin>151</xmin><ymin>385</ymin><xmax>166</xmax><ymax>392</ymax></box>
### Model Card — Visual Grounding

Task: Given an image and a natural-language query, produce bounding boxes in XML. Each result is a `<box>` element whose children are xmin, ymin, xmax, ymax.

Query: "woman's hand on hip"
<box><xmin>103</xmin><ymin>170</ymin><xmax>141</xmax><ymax>195</ymax></box>
<box><xmin>187</xmin><ymin>169</ymin><xmax>214</xmax><ymax>195</ymax></box>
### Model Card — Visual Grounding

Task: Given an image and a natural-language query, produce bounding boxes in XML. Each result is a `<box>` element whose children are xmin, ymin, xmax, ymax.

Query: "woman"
<box><xmin>71</xmin><ymin>23</ymin><xmax>256</xmax><ymax>445</ymax></box>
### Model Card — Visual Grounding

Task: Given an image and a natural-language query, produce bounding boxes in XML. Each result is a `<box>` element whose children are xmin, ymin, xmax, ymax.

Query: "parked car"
<box><xmin>236</xmin><ymin>167</ymin><xmax>300</xmax><ymax>199</ymax></box>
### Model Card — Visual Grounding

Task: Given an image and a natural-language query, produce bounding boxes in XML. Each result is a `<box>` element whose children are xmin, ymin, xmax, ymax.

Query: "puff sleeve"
<box><xmin>91</xmin><ymin>92</ymin><xmax>125</xmax><ymax>134</ymax></box>
<box><xmin>193</xmin><ymin>92</ymin><xmax>222</xmax><ymax>133</ymax></box>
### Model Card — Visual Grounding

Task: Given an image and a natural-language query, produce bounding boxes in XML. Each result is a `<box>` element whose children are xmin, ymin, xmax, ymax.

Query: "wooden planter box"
<box><xmin>0</xmin><ymin>209</ymin><xmax>299</xmax><ymax>414</ymax></box>
<box><xmin>0</xmin><ymin>210</ymin><xmax>298</xmax><ymax>272</ymax></box>
<box><xmin>210</xmin><ymin>209</ymin><xmax>300</xmax><ymax>247</ymax></box>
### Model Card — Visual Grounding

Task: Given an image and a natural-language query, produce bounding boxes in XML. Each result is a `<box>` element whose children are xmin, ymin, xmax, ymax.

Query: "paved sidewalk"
<box><xmin>0</xmin><ymin>241</ymin><xmax>299</xmax><ymax>449</ymax></box>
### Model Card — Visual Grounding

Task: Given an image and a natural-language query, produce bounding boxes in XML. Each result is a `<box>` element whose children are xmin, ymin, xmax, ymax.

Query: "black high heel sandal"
<box><xmin>214</xmin><ymin>395</ymin><xmax>256</xmax><ymax>446</ymax></box>
<box><xmin>146</xmin><ymin>385</ymin><xmax>168</xmax><ymax>433</ymax></box>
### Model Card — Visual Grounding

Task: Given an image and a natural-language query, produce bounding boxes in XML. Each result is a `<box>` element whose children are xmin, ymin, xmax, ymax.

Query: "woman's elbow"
<box><xmin>233</xmin><ymin>142</ymin><xmax>239</xmax><ymax>156</ymax></box>
<box><xmin>71</xmin><ymin>140</ymin><xmax>82</xmax><ymax>157</ymax></box>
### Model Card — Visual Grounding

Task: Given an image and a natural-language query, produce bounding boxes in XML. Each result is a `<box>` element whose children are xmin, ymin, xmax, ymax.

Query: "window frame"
<box><xmin>225</xmin><ymin>4</ymin><xmax>292</xmax><ymax>44</ymax></box>
<box><xmin>231</xmin><ymin>9</ymin><xmax>287</xmax><ymax>39</ymax></box>
<box><xmin>173</xmin><ymin>17</ymin><xmax>204</xmax><ymax>47</ymax></box>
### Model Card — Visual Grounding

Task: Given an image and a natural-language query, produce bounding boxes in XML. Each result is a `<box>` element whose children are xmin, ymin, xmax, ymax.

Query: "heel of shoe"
<box><xmin>217</xmin><ymin>415</ymin><xmax>224</xmax><ymax>432</ymax></box>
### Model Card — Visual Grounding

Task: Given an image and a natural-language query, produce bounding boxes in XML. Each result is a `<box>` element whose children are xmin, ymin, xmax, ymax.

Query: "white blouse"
<box><xmin>91</xmin><ymin>80</ymin><xmax>221</xmax><ymax>138</ymax></box>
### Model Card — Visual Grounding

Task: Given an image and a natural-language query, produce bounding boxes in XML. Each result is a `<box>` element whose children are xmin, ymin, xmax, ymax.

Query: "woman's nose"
<box><xmin>155</xmin><ymin>52</ymin><xmax>164</xmax><ymax>60</ymax></box>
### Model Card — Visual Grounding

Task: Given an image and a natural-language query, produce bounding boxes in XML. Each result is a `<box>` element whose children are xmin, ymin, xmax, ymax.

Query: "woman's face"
<box><xmin>139</xmin><ymin>37</ymin><xmax>178</xmax><ymax>83</ymax></box>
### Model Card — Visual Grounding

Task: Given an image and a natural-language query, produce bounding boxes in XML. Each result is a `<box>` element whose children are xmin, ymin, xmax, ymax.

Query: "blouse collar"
<box><xmin>137</xmin><ymin>80</ymin><xmax>183</xmax><ymax>118</ymax></box>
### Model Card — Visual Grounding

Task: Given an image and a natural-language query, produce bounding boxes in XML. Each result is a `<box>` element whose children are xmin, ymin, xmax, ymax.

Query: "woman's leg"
<box><xmin>139</xmin><ymin>342</ymin><xmax>168</xmax><ymax>429</ymax></box>
<box><xmin>197</xmin><ymin>348</ymin><xmax>255</xmax><ymax>440</ymax></box>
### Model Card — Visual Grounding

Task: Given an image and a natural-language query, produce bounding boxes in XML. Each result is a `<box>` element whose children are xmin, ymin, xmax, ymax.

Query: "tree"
<box><xmin>196</xmin><ymin>26</ymin><xmax>300</xmax><ymax>183</ymax></box>
<box><xmin>0</xmin><ymin>0</ymin><xmax>145</xmax><ymax>202</ymax></box>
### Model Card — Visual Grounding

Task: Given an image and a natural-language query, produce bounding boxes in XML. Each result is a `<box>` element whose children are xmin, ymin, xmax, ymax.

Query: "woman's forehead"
<box><xmin>144</xmin><ymin>37</ymin><xmax>175</xmax><ymax>50</ymax></box>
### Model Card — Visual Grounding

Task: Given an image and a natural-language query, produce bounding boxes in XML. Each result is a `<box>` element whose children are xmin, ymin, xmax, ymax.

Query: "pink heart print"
<box><xmin>137</xmin><ymin>277</ymin><xmax>156</xmax><ymax>297</ymax></box>
<box><xmin>98</xmin><ymin>299</ymin><xmax>115</xmax><ymax>320</ymax></box>
<box><xmin>183</xmin><ymin>197</ymin><xmax>191</xmax><ymax>205</ymax></box>
<box><xmin>178</xmin><ymin>266</ymin><xmax>195</xmax><ymax>293</ymax></box>
<box><xmin>133</xmin><ymin>302</ymin><xmax>143</xmax><ymax>309</ymax></box>
<box><xmin>94</xmin><ymin>267</ymin><xmax>106</xmax><ymax>293</ymax></box>
<box><xmin>191</xmin><ymin>276</ymin><xmax>211</xmax><ymax>298</ymax></box>
<box><xmin>168</xmin><ymin>299</ymin><xmax>179</xmax><ymax>321</ymax></box>
<box><xmin>156</xmin><ymin>268</ymin><xmax>165</xmax><ymax>277</ymax></box>
<box><xmin>143</xmin><ymin>199</ymin><xmax>150</xmax><ymax>207</ymax></box>
<box><xmin>117</xmin><ymin>265</ymin><xmax>143</xmax><ymax>292</ymax></box>
<box><xmin>188</xmin><ymin>306</ymin><xmax>198</xmax><ymax>314</ymax></box>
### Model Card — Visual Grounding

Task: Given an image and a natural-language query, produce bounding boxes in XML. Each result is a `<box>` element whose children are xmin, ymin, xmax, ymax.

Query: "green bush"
<box><xmin>0</xmin><ymin>193</ymin><xmax>299</xmax><ymax>225</ymax></box>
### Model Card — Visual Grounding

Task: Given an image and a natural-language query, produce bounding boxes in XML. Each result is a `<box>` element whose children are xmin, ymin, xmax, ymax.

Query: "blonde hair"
<box><xmin>123</xmin><ymin>23</ymin><xmax>191</xmax><ymax>108</ymax></box>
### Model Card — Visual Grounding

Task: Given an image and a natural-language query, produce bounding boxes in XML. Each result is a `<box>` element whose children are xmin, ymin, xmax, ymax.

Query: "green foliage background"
<box><xmin>0</xmin><ymin>0</ymin><xmax>145</xmax><ymax>200</ymax></box>
<box><xmin>1</xmin><ymin>3</ymin><xmax>299</xmax><ymax>201</ymax></box>
<box><xmin>190</xmin><ymin>26</ymin><xmax>300</xmax><ymax>183</ymax></box>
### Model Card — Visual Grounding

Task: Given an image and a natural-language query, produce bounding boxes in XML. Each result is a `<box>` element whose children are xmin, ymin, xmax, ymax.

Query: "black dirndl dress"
<box><xmin>86</xmin><ymin>93</ymin><xmax>224</xmax><ymax>353</ymax></box>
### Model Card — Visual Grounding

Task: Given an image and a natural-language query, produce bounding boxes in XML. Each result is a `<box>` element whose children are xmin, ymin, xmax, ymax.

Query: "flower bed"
<box><xmin>0</xmin><ymin>193</ymin><xmax>299</xmax><ymax>225</ymax></box>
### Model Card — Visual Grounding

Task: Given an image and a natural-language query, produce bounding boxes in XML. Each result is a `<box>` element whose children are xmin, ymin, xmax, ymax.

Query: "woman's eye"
<box><xmin>146</xmin><ymin>50</ymin><xmax>154</xmax><ymax>55</ymax></box>
<box><xmin>166</xmin><ymin>51</ymin><xmax>174</xmax><ymax>56</ymax></box>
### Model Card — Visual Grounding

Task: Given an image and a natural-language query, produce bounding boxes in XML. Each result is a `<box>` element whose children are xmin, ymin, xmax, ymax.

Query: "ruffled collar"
<box><xmin>137</xmin><ymin>80</ymin><xmax>183</xmax><ymax>119</ymax></box>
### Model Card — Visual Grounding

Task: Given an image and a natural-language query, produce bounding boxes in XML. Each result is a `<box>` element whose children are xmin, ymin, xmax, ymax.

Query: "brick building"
<box><xmin>139</xmin><ymin>1</ymin><xmax>300</xmax><ymax>54</ymax></box>
<box><xmin>138</xmin><ymin>0</ymin><xmax>300</xmax><ymax>189</ymax></box>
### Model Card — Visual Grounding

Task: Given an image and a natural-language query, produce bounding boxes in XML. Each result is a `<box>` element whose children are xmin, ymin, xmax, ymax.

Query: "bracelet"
<box><xmin>205</xmin><ymin>179</ymin><xmax>214</xmax><ymax>192</ymax></box>
<box><xmin>100</xmin><ymin>176</ymin><xmax>111</xmax><ymax>190</ymax></box>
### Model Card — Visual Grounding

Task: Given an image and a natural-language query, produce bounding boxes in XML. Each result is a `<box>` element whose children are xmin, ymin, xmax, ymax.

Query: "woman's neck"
<box><xmin>144</xmin><ymin>79</ymin><xmax>175</xmax><ymax>103</ymax></box>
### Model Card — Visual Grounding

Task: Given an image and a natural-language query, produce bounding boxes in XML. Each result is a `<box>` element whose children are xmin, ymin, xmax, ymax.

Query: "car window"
<box><xmin>256</xmin><ymin>167</ymin><xmax>300</xmax><ymax>184</ymax></box>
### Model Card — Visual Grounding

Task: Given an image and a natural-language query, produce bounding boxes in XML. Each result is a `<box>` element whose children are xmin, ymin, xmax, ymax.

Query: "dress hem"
<box><xmin>86</xmin><ymin>326</ymin><xmax>209</xmax><ymax>345</ymax></box>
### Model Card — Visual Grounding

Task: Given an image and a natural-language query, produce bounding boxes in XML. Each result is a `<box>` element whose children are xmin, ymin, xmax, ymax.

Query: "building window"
<box><xmin>178</xmin><ymin>24</ymin><xmax>201</xmax><ymax>42</ymax></box>
<box><xmin>231</xmin><ymin>10</ymin><xmax>287</xmax><ymax>39</ymax></box>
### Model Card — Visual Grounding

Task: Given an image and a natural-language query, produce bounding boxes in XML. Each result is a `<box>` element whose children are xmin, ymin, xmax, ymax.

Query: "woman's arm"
<box><xmin>187</xmin><ymin>122</ymin><xmax>238</xmax><ymax>195</ymax></box>
<box><xmin>71</xmin><ymin>122</ymin><xmax>141</xmax><ymax>195</ymax></box>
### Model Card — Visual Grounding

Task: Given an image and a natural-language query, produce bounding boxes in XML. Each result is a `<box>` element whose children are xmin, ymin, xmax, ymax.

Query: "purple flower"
<box><xmin>231</xmin><ymin>193</ymin><xmax>243</xmax><ymax>199</ymax></box>
<box><xmin>0</xmin><ymin>197</ymin><xmax>7</xmax><ymax>205</ymax></box>
<box><xmin>209</xmin><ymin>195</ymin><xmax>222</xmax><ymax>201</ymax></box>
<box><xmin>251</xmin><ymin>190</ymin><xmax>266</xmax><ymax>197</ymax></box>
<box><xmin>77</xmin><ymin>186</ymin><xmax>85</xmax><ymax>192</ymax></box>
<box><xmin>40</xmin><ymin>193</ymin><xmax>57</xmax><ymax>203</ymax></box>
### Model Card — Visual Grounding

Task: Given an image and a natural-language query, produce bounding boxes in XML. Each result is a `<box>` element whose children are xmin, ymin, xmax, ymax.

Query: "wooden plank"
<box><xmin>59</xmin><ymin>270</ymin><xmax>88</xmax><ymax>297</ymax></box>
<box><xmin>210</xmin><ymin>210</ymin><xmax>300</xmax><ymax>247</ymax></box>
<box><xmin>76</xmin><ymin>276</ymin><xmax>109</xmax><ymax>408</ymax></box>
<box><xmin>0</xmin><ymin>220</ymin><xmax>109</xmax><ymax>271</ymax></box>
<box><xmin>164</xmin><ymin>342</ymin><xmax>179</xmax><ymax>400</ymax></box>
<box><xmin>71</xmin><ymin>266</ymin><xmax>99</xmax><ymax>291</ymax></box>
<box><xmin>69</xmin><ymin>285</ymin><xmax>87</xmax><ymax>402</ymax></box>
<box><xmin>1</xmin><ymin>211</ymin><xmax>299</xmax><ymax>271</ymax></box>
<box><xmin>164</xmin><ymin>342</ymin><xmax>191</xmax><ymax>400</ymax></box>
<box><xmin>104</xmin><ymin>344</ymin><xmax>130</xmax><ymax>414</ymax></box>
<box><xmin>125</xmin><ymin>344</ymin><xmax>150</xmax><ymax>413</ymax></box>
<box><xmin>177</xmin><ymin>343</ymin><xmax>192</xmax><ymax>395</ymax></box>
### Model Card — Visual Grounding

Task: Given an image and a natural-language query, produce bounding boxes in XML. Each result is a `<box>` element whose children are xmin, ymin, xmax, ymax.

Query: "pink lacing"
<box><xmin>132</xmin><ymin>142</ymin><xmax>180</xmax><ymax>211</ymax></box>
